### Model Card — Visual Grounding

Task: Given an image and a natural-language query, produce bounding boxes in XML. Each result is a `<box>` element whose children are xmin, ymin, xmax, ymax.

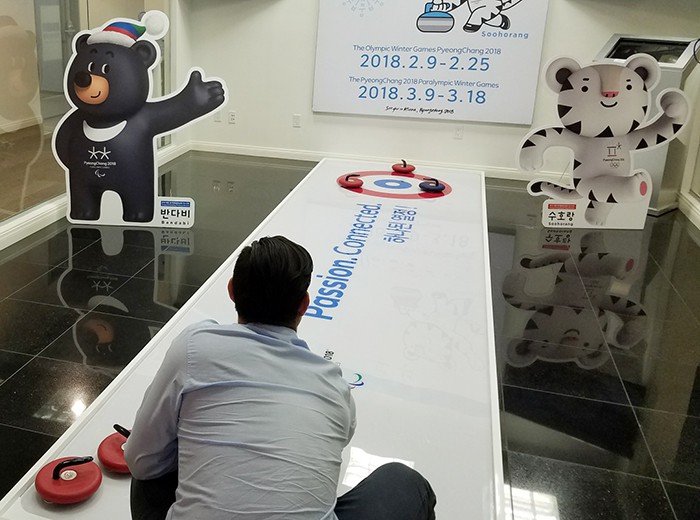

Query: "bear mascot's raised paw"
<box><xmin>518</xmin><ymin>53</ymin><xmax>689</xmax><ymax>227</ymax></box>
<box><xmin>53</xmin><ymin>11</ymin><xmax>226</xmax><ymax>224</ymax></box>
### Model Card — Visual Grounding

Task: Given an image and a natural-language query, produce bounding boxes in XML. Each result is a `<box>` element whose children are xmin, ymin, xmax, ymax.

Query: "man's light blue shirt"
<box><xmin>124</xmin><ymin>320</ymin><xmax>356</xmax><ymax>519</ymax></box>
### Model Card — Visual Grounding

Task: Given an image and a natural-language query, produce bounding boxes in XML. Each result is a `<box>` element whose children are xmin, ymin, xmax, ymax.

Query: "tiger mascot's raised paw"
<box><xmin>659</xmin><ymin>89</ymin><xmax>689</xmax><ymax>120</ymax></box>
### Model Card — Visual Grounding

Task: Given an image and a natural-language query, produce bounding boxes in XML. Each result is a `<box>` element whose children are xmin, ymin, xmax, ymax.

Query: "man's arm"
<box><xmin>348</xmin><ymin>394</ymin><xmax>357</xmax><ymax>442</ymax></box>
<box><xmin>123</xmin><ymin>329</ymin><xmax>189</xmax><ymax>480</ymax></box>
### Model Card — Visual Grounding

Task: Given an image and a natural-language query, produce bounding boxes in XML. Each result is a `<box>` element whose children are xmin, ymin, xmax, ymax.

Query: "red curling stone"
<box><xmin>338</xmin><ymin>174</ymin><xmax>363</xmax><ymax>189</ymax></box>
<box><xmin>392</xmin><ymin>160</ymin><xmax>416</xmax><ymax>176</ymax></box>
<box><xmin>98</xmin><ymin>432</ymin><xmax>130</xmax><ymax>473</ymax></box>
<box><xmin>35</xmin><ymin>456</ymin><xmax>102</xmax><ymax>504</ymax></box>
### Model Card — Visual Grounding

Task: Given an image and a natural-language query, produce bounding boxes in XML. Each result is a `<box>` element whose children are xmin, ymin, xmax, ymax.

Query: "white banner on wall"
<box><xmin>313</xmin><ymin>0</ymin><xmax>549</xmax><ymax>124</ymax></box>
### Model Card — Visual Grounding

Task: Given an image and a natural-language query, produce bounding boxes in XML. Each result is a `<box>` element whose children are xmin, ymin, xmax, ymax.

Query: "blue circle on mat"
<box><xmin>374</xmin><ymin>179</ymin><xmax>412</xmax><ymax>190</ymax></box>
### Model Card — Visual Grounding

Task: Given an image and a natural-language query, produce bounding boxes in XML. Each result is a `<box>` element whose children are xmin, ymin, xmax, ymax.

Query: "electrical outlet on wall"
<box><xmin>213</xmin><ymin>111</ymin><xmax>222</xmax><ymax>123</ymax></box>
<box><xmin>453</xmin><ymin>125</ymin><xmax>464</xmax><ymax>140</ymax></box>
<box><xmin>292</xmin><ymin>114</ymin><xmax>301</xmax><ymax>128</ymax></box>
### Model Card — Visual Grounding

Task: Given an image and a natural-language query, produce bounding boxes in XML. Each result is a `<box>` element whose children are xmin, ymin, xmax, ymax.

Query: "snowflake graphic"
<box><xmin>342</xmin><ymin>0</ymin><xmax>384</xmax><ymax>17</ymax></box>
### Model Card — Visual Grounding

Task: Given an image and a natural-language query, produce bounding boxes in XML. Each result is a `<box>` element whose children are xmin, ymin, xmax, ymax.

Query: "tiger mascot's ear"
<box><xmin>624</xmin><ymin>53</ymin><xmax>660</xmax><ymax>91</ymax></box>
<box><xmin>545</xmin><ymin>57</ymin><xmax>581</xmax><ymax>93</ymax></box>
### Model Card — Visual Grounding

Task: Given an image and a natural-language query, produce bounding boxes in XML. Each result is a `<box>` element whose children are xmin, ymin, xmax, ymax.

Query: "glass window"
<box><xmin>0</xmin><ymin>0</ymin><xmax>170</xmax><ymax>225</ymax></box>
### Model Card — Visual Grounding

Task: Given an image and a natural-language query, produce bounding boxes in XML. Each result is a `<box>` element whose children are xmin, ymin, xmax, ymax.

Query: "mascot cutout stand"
<box><xmin>53</xmin><ymin>11</ymin><xmax>226</xmax><ymax>227</ymax></box>
<box><xmin>518</xmin><ymin>53</ymin><xmax>689</xmax><ymax>229</ymax></box>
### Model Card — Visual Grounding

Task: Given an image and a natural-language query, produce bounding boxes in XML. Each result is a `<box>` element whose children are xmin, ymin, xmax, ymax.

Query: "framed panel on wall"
<box><xmin>313</xmin><ymin>0</ymin><xmax>550</xmax><ymax>125</ymax></box>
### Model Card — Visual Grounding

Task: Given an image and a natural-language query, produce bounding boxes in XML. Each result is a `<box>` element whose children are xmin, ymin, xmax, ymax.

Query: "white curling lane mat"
<box><xmin>0</xmin><ymin>159</ymin><xmax>503</xmax><ymax>520</ymax></box>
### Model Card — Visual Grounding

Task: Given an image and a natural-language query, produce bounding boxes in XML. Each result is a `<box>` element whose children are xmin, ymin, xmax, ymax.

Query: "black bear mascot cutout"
<box><xmin>53</xmin><ymin>11</ymin><xmax>226</xmax><ymax>225</ymax></box>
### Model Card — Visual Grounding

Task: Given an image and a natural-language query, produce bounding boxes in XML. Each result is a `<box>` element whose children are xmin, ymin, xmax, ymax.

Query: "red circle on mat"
<box><xmin>335</xmin><ymin>171</ymin><xmax>452</xmax><ymax>200</ymax></box>
<box><xmin>35</xmin><ymin>457</ymin><xmax>102</xmax><ymax>504</ymax></box>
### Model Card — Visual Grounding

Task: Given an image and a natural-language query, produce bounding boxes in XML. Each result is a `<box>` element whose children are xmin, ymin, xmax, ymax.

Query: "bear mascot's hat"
<box><xmin>87</xmin><ymin>10</ymin><xmax>168</xmax><ymax>47</ymax></box>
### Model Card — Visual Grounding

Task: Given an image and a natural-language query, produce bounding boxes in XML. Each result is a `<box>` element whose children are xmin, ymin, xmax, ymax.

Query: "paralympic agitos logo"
<box><xmin>347</xmin><ymin>373</ymin><xmax>365</xmax><ymax>389</ymax></box>
<box><xmin>323</xmin><ymin>350</ymin><xmax>365</xmax><ymax>389</ymax></box>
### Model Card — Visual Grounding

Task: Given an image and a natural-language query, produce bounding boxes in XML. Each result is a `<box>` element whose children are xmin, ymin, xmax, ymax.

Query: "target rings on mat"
<box><xmin>335</xmin><ymin>171</ymin><xmax>452</xmax><ymax>200</ymax></box>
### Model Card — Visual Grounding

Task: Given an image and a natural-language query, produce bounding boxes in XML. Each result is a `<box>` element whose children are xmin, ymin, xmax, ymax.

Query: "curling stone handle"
<box><xmin>425</xmin><ymin>177</ymin><xmax>439</xmax><ymax>185</ymax></box>
<box><xmin>113</xmin><ymin>424</ymin><xmax>131</xmax><ymax>439</ymax></box>
<box><xmin>345</xmin><ymin>174</ymin><xmax>360</xmax><ymax>181</ymax></box>
<box><xmin>52</xmin><ymin>457</ymin><xmax>94</xmax><ymax>480</ymax></box>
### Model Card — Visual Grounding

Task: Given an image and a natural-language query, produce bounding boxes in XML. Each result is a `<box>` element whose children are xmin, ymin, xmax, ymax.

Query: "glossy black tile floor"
<box><xmin>0</xmin><ymin>152</ymin><xmax>315</xmax><ymax>498</ymax></box>
<box><xmin>0</xmin><ymin>154</ymin><xmax>698</xmax><ymax>519</ymax></box>
<box><xmin>488</xmin><ymin>179</ymin><xmax>700</xmax><ymax>519</ymax></box>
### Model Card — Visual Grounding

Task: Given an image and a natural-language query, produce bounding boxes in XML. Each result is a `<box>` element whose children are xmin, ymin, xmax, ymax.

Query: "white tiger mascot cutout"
<box><xmin>519</xmin><ymin>54</ymin><xmax>689</xmax><ymax>226</ymax></box>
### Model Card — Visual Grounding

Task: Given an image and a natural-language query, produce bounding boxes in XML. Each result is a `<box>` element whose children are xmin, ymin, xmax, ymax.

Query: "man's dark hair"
<box><xmin>232</xmin><ymin>236</ymin><xmax>313</xmax><ymax>326</ymax></box>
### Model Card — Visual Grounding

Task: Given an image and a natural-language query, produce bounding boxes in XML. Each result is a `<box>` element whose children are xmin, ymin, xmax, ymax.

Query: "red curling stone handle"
<box><xmin>114</xmin><ymin>423</ymin><xmax>131</xmax><ymax>438</ymax></box>
<box><xmin>52</xmin><ymin>456</ymin><xmax>94</xmax><ymax>480</ymax></box>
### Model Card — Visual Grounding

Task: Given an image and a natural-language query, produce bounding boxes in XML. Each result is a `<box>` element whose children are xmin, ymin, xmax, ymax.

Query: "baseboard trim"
<box><xmin>679</xmin><ymin>191</ymin><xmax>700</xmax><ymax>230</ymax></box>
<box><xmin>157</xmin><ymin>141</ymin><xmax>191</xmax><ymax>166</ymax></box>
<box><xmin>0</xmin><ymin>196</ymin><xmax>68</xmax><ymax>252</ymax></box>
<box><xmin>189</xmin><ymin>141</ymin><xmax>562</xmax><ymax>182</ymax></box>
<box><xmin>0</xmin><ymin>116</ymin><xmax>40</xmax><ymax>133</ymax></box>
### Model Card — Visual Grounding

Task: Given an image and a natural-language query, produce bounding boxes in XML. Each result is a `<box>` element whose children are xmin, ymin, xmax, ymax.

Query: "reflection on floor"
<box><xmin>488</xmin><ymin>178</ymin><xmax>700</xmax><ymax>520</ymax></box>
<box><xmin>0</xmin><ymin>152</ymin><xmax>314</xmax><ymax>497</ymax></box>
<box><xmin>0</xmin><ymin>154</ymin><xmax>698</xmax><ymax>518</ymax></box>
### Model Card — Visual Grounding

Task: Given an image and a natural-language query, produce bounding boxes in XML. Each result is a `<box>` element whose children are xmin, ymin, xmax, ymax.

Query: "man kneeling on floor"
<box><xmin>124</xmin><ymin>235</ymin><xmax>437</xmax><ymax>519</ymax></box>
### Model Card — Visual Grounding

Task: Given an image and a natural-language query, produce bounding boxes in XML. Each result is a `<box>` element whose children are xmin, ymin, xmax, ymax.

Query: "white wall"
<box><xmin>83</xmin><ymin>0</ymin><xmax>144</xmax><ymax>26</ymax></box>
<box><xmin>173</xmin><ymin>0</ymin><xmax>700</xmax><ymax>177</ymax></box>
